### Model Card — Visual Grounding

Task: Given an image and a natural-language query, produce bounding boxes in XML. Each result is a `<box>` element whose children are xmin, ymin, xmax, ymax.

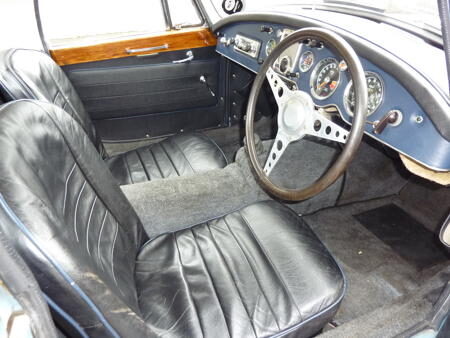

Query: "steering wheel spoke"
<box><xmin>266</xmin><ymin>67</ymin><xmax>294</xmax><ymax>107</ymax></box>
<box><xmin>305</xmin><ymin>110</ymin><xmax>349</xmax><ymax>143</ymax></box>
<box><xmin>263</xmin><ymin>131</ymin><xmax>291</xmax><ymax>176</ymax></box>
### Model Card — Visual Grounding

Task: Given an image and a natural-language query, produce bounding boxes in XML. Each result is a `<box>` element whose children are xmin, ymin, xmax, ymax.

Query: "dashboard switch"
<box><xmin>219</xmin><ymin>36</ymin><xmax>234</xmax><ymax>47</ymax></box>
<box><xmin>260</xmin><ymin>25</ymin><xmax>273</xmax><ymax>34</ymax></box>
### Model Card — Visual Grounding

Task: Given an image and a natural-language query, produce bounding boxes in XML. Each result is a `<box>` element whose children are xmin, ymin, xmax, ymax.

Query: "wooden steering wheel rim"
<box><xmin>245</xmin><ymin>27</ymin><xmax>368</xmax><ymax>201</ymax></box>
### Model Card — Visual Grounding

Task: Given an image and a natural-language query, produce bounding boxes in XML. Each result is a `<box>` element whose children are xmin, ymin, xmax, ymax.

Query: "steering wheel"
<box><xmin>245</xmin><ymin>27</ymin><xmax>368</xmax><ymax>201</ymax></box>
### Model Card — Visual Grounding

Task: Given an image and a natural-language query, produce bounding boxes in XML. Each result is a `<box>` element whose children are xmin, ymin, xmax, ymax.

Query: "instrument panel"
<box><xmin>215</xmin><ymin>21</ymin><xmax>450</xmax><ymax>171</ymax></box>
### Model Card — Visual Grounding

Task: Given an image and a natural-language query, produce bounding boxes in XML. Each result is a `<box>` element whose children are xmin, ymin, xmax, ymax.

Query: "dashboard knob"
<box><xmin>373</xmin><ymin>110</ymin><xmax>402</xmax><ymax>134</ymax></box>
<box><xmin>220</xmin><ymin>37</ymin><xmax>234</xmax><ymax>46</ymax></box>
<box><xmin>242</xmin><ymin>42</ymin><xmax>251</xmax><ymax>52</ymax></box>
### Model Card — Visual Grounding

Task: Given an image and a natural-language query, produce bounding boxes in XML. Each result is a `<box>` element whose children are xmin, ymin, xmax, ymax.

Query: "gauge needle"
<box><xmin>318</xmin><ymin>77</ymin><xmax>331</xmax><ymax>92</ymax></box>
<box><xmin>318</xmin><ymin>81</ymin><xmax>328</xmax><ymax>89</ymax></box>
<box><xmin>318</xmin><ymin>77</ymin><xmax>331</xmax><ymax>88</ymax></box>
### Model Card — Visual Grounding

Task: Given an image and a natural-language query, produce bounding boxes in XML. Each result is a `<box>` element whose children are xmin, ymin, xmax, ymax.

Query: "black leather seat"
<box><xmin>0</xmin><ymin>100</ymin><xmax>345</xmax><ymax>337</ymax></box>
<box><xmin>0</xmin><ymin>48</ymin><xmax>227</xmax><ymax>185</ymax></box>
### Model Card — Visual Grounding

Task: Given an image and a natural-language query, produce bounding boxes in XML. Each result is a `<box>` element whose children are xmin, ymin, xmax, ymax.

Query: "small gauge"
<box><xmin>279</xmin><ymin>56</ymin><xmax>291</xmax><ymax>74</ymax></box>
<box><xmin>338</xmin><ymin>60</ymin><xmax>348</xmax><ymax>72</ymax></box>
<box><xmin>299</xmin><ymin>51</ymin><xmax>314</xmax><ymax>72</ymax></box>
<box><xmin>344</xmin><ymin>71</ymin><xmax>384</xmax><ymax>117</ymax></box>
<box><xmin>266</xmin><ymin>39</ymin><xmax>277</xmax><ymax>56</ymax></box>
<box><xmin>310</xmin><ymin>57</ymin><xmax>340</xmax><ymax>100</ymax></box>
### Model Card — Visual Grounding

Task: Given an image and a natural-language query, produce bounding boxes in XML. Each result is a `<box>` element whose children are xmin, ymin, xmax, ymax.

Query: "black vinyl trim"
<box><xmin>92</xmin><ymin>100</ymin><xmax>219</xmax><ymax>120</ymax></box>
<box><xmin>82</xmin><ymin>85</ymin><xmax>202</xmax><ymax>102</ymax></box>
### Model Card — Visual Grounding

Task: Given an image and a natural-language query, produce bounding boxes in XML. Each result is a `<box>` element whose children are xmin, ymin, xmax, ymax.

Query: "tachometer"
<box><xmin>310</xmin><ymin>57</ymin><xmax>340</xmax><ymax>100</ymax></box>
<box><xmin>344</xmin><ymin>71</ymin><xmax>384</xmax><ymax>117</ymax></box>
<box><xmin>265</xmin><ymin>39</ymin><xmax>277</xmax><ymax>56</ymax></box>
<box><xmin>299</xmin><ymin>50</ymin><xmax>314</xmax><ymax>72</ymax></box>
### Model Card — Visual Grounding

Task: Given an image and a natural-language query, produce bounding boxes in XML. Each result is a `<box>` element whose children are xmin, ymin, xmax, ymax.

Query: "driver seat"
<box><xmin>0</xmin><ymin>100</ymin><xmax>345</xmax><ymax>337</ymax></box>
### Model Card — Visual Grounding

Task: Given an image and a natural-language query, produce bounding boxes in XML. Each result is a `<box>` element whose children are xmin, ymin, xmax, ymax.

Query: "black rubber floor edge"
<box><xmin>354</xmin><ymin>203</ymin><xmax>450</xmax><ymax>270</ymax></box>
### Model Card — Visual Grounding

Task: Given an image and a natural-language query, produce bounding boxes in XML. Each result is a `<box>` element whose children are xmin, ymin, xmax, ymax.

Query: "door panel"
<box><xmin>50</xmin><ymin>26</ymin><xmax>227</xmax><ymax>142</ymax></box>
<box><xmin>62</xmin><ymin>46</ymin><xmax>227</xmax><ymax>142</ymax></box>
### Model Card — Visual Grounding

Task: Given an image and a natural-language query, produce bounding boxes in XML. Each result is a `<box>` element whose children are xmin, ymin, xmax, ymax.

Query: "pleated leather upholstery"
<box><xmin>0</xmin><ymin>48</ymin><xmax>227</xmax><ymax>185</ymax></box>
<box><xmin>136</xmin><ymin>201</ymin><xmax>345</xmax><ymax>338</ymax></box>
<box><xmin>0</xmin><ymin>100</ymin><xmax>153</xmax><ymax>336</ymax></box>
<box><xmin>0</xmin><ymin>99</ymin><xmax>345</xmax><ymax>337</ymax></box>
<box><xmin>0</xmin><ymin>48</ymin><xmax>105</xmax><ymax>157</ymax></box>
<box><xmin>106</xmin><ymin>133</ymin><xmax>227</xmax><ymax>185</ymax></box>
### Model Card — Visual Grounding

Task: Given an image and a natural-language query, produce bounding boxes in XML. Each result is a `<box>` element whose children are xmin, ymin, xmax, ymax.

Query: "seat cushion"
<box><xmin>106</xmin><ymin>133</ymin><xmax>228</xmax><ymax>185</ymax></box>
<box><xmin>135</xmin><ymin>201</ymin><xmax>345</xmax><ymax>337</ymax></box>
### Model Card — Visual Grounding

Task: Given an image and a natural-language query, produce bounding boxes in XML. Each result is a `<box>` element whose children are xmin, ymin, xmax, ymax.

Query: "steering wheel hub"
<box><xmin>280</xmin><ymin>91</ymin><xmax>314</xmax><ymax>138</ymax></box>
<box><xmin>281</xmin><ymin>97</ymin><xmax>305</xmax><ymax>132</ymax></box>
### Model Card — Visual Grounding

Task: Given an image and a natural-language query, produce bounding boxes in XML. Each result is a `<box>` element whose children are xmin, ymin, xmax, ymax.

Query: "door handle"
<box><xmin>200</xmin><ymin>75</ymin><xmax>215</xmax><ymax>97</ymax></box>
<box><xmin>172</xmin><ymin>51</ymin><xmax>194</xmax><ymax>64</ymax></box>
<box><xmin>125</xmin><ymin>44</ymin><xmax>169</xmax><ymax>54</ymax></box>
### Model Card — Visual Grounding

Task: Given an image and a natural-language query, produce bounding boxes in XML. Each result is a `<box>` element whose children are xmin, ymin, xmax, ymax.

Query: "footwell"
<box><xmin>354</xmin><ymin>203</ymin><xmax>450</xmax><ymax>270</ymax></box>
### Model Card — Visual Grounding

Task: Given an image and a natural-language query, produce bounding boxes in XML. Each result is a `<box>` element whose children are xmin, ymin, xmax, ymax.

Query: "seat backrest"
<box><xmin>0</xmin><ymin>49</ymin><xmax>105</xmax><ymax>156</ymax></box>
<box><xmin>0</xmin><ymin>100</ymin><xmax>153</xmax><ymax>336</ymax></box>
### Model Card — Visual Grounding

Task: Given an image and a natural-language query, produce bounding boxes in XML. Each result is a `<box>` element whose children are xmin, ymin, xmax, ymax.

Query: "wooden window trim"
<box><xmin>49</xmin><ymin>27</ymin><xmax>217</xmax><ymax>66</ymax></box>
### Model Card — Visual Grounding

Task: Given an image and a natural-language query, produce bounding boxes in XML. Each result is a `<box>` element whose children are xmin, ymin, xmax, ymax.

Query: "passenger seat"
<box><xmin>0</xmin><ymin>49</ymin><xmax>227</xmax><ymax>185</ymax></box>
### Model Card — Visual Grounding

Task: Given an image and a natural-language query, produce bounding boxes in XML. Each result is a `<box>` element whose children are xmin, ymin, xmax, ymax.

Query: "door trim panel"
<box><xmin>50</xmin><ymin>28</ymin><xmax>217</xmax><ymax>66</ymax></box>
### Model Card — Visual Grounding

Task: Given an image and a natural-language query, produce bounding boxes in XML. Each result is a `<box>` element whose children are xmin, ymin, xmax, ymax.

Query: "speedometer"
<box><xmin>310</xmin><ymin>58</ymin><xmax>340</xmax><ymax>100</ymax></box>
<box><xmin>344</xmin><ymin>71</ymin><xmax>384</xmax><ymax>117</ymax></box>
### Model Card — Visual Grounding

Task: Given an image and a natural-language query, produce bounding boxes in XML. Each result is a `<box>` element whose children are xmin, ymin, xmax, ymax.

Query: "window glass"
<box><xmin>39</xmin><ymin>0</ymin><xmax>167</xmax><ymax>48</ymax></box>
<box><xmin>168</xmin><ymin>0</ymin><xmax>202</xmax><ymax>28</ymax></box>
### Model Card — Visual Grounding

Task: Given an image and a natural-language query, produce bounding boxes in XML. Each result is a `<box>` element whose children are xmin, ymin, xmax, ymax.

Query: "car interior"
<box><xmin>0</xmin><ymin>0</ymin><xmax>449</xmax><ymax>337</ymax></box>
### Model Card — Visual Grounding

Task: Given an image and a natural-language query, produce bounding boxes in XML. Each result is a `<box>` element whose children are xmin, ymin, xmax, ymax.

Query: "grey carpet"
<box><xmin>318</xmin><ymin>266</ymin><xmax>450</xmax><ymax>338</ymax></box>
<box><xmin>256</xmin><ymin>138</ymin><xmax>344</xmax><ymax>215</ymax></box>
<box><xmin>122</xmin><ymin>137</ymin><xmax>348</xmax><ymax>238</ymax></box>
<box><xmin>304</xmin><ymin>196</ymin><xmax>450</xmax><ymax>333</ymax></box>
<box><xmin>121</xmin><ymin>163</ymin><xmax>266</xmax><ymax>238</ymax></box>
<box><xmin>337</xmin><ymin>137</ymin><xmax>410</xmax><ymax>205</ymax></box>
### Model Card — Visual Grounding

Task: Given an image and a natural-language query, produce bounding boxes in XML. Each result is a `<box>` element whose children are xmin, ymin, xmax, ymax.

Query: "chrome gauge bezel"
<box><xmin>310</xmin><ymin>57</ymin><xmax>340</xmax><ymax>100</ymax></box>
<box><xmin>343</xmin><ymin>71</ymin><xmax>384</xmax><ymax>117</ymax></box>
<box><xmin>299</xmin><ymin>50</ymin><xmax>315</xmax><ymax>72</ymax></box>
<box><xmin>265</xmin><ymin>39</ymin><xmax>277</xmax><ymax>56</ymax></box>
<box><xmin>278</xmin><ymin>55</ymin><xmax>292</xmax><ymax>74</ymax></box>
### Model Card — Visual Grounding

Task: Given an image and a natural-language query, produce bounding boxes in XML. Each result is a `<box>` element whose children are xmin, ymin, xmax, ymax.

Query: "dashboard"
<box><xmin>214</xmin><ymin>16</ymin><xmax>450</xmax><ymax>172</ymax></box>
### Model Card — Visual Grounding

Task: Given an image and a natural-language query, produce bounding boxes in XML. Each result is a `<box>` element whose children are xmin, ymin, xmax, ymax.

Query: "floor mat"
<box><xmin>354</xmin><ymin>203</ymin><xmax>449</xmax><ymax>270</ymax></box>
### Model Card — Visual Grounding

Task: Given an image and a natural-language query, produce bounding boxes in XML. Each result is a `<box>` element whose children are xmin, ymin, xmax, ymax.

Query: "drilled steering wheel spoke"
<box><xmin>266</xmin><ymin>67</ymin><xmax>294</xmax><ymax>108</ymax></box>
<box><xmin>263</xmin><ymin>131</ymin><xmax>292</xmax><ymax>176</ymax></box>
<box><xmin>305</xmin><ymin>110</ymin><xmax>349</xmax><ymax>143</ymax></box>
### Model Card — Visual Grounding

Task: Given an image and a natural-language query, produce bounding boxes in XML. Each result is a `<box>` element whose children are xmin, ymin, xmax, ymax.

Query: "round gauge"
<box><xmin>344</xmin><ymin>71</ymin><xmax>384</xmax><ymax>117</ymax></box>
<box><xmin>310</xmin><ymin>57</ymin><xmax>340</xmax><ymax>100</ymax></box>
<box><xmin>279</xmin><ymin>56</ymin><xmax>291</xmax><ymax>74</ymax></box>
<box><xmin>265</xmin><ymin>39</ymin><xmax>277</xmax><ymax>56</ymax></box>
<box><xmin>299</xmin><ymin>51</ymin><xmax>314</xmax><ymax>72</ymax></box>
